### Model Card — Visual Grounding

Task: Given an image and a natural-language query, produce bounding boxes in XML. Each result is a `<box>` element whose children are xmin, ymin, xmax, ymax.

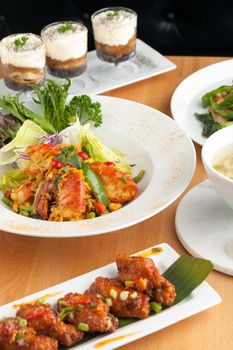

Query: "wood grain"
<box><xmin>0</xmin><ymin>56</ymin><xmax>232</xmax><ymax>350</ymax></box>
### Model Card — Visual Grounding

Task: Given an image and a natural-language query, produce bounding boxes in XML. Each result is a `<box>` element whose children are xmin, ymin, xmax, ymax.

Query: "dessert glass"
<box><xmin>41</xmin><ymin>21</ymin><xmax>88</xmax><ymax>79</ymax></box>
<box><xmin>91</xmin><ymin>7</ymin><xmax>137</xmax><ymax>80</ymax></box>
<box><xmin>0</xmin><ymin>33</ymin><xmax>45</xmax><ymax>90</ymax></box>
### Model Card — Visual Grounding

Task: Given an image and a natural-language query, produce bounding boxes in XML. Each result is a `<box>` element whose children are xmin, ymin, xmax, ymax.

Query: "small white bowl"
<box><xmin>202</xmin><ymin>125</ymin><xmax>233</xmax><ymax>210</ymax></box>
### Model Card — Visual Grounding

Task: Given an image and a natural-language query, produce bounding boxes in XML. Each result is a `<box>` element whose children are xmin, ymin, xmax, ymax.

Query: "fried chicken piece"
<box><xmin>116</xmin><ymin>255</ymin><xmax>176</xmax><ymax>306</ymax></box>
<box><xmin>89</xmin><ymin>277</ymin><xmax>150</xmax><ymax>319</ymax></box>
<box><xmin>16</xmin><ymin>302</ymin><xmax>83</xmax><ymax>346</ymax></box>
<box><xmin>0</xmin><ymin>317</ymin><xmax>58</xmax><ymax>350</ymax></box>
<box><xmin>57</xmin><ymin>292</ymin><xmax>118</xmax><ymax>333</ymax></box>
<box><xmin>35</xmin><ymin>168</ymin><xmax>87</xmax><ymax>221</ymax></box>
<box><xmin>49</xmin><ymin>169</ymin><xmax>86</xmax><ymax>221</ymax></box>
<box><xmin>91</xmin><ymin>162</ymin><xmax>137</xmax><ymax>203</ymax></box>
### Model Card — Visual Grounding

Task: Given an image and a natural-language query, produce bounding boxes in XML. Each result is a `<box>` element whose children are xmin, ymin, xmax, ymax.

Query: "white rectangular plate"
<box><xmin>0</xmin><ymin>39</ymin><xmax>176</xmax><ymax>96</ymax></box>
<box><xmin>0</xmin><ymin>243</ymin><xmax>221</xmax><ymax>349</ymax></box>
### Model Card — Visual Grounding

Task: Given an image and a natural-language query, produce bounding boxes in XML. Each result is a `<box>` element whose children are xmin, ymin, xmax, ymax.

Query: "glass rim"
<box><xmin>0</xmin><ymin>33</ymin><xmax>44</xmax><ymax>45</ymax></box>
<box><xmin>91</xmin><ymin>7</ymin><xmax>137</xmax><ymax>21</ymax></box>
<box><xmin>41</xmin><ymin>21</ymin><xmax>87</xmax><ymax>36</ymax></box>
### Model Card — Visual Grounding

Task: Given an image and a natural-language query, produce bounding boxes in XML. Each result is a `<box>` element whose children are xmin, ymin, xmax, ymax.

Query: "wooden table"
<box><xmin>0</xmin><ymin>56</ymin><xmax>232</xmax><ymax>350</ymax></box>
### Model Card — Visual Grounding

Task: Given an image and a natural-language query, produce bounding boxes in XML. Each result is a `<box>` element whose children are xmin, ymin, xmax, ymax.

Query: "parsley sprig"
<box><xmin>106</xmin><ymin>10</ymin><xmax>120</xmax><ymax>17</ymax></box>
<box><xmin>14</xmin><ymin>36</ymin><xmax>29</xmax><ymax>48</ymax></box>
<box><xmin>58</xmin><ymin>22</ymin><xmax>74</xmax><ymax>33</ymax></box>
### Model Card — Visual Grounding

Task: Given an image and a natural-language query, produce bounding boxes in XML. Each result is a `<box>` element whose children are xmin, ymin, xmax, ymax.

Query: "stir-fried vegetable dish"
<box><xmin>195</xmin><ymin>84</ymin><xmax>233</xmax><ymax>137</ymax></box>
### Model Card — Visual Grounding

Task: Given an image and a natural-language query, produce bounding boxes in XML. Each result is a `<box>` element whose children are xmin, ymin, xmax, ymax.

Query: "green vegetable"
<box><xmin>65</xmin><ymin>95</ymin><xmax>102</xmax><ymax>127</ymax></box>
<box><xmin>109</xmin><ymin>288</ymin><xmax>118</xmax><ymax>299</ymax></box>
<box><xmin>14</xmin><ymin>35</ymin><xmax>29</xmax><ymax>48</ymax></box>
<box><xmin>0</xmin><ymin>93</ymin><xmax>56</xmax><ymax>134</ymax></box>
<box><xmin>0</xmin><ymin>120</ymin><xmax>46</xmax><ymax>166</ymax></box>
<box><xmin>163</xmin><ymin>255</ymin><xmax>213</xmax><ymax>305</ymax></box>
<box><xmin>81</xmin><ymin>132</ymin><xmax>131</xmax><ymax>173</ymax></box>
<box><xmin>150</xmin><ymin>301</ymin><xmax>162</xmax><ymax>314</ymax></box>
<box><xmin>129</xmin><ymin>291</ymin><xmax>138</xmax><ymax>299</ymax></box>
<box><xmin>59</xmin><ymin>306</ymin><xmax>74</xmax><ymax>320</ymax></box>
<box><xmin>77</xmin><ymin>322</ymin><xmax>89</xmax><ymax>332</ymax></box>
<box><xmin>16</xmin><ymin>316</ymin><xmax>27</xmax><ymax>327</ymax></box>
<box><xmin>202</xmin><ymin>85</ymin><xmax>233</xmax><ymax>108</ymax></box>
<box><xmin>133</xmin><ymin>169</ymin><xmax>145</xmax><ymax>183</ymax></box>
<box><xmin>33</xmin><ymin>79</ymin><xmax>71</xmax><ymax>132</ymax></box>
<box><xmin>15</xmin><ymin>331</ymin><xmax>24</xmax><ymax>340</ymax></box>
<box><xmin>0</xmin><ymin>170</ymin><xmax>29</xmax><ymax>191</ymax></box>
<box><xmin>195</xmin><ymin>112</ymin><xmax>223</xmax><ymax>137</ymax></box>
<box><xmin>58</xmin><ymin>22</ymin><xmax>74</xmax><ymax>33</ymax></box>
<box><xmin>82</xmin><ymin>163</ymin><xmax>110</xmax><ymax>206</ymax></box>
<box><xmin>106</xmin><ymin>10</ymin><xmax>120</xmax><ymax>17</ymax></box>
<box><xmin>2</xmin><ymin>196</ymin><xmax>13</xmax><ymax>207</ymax></box>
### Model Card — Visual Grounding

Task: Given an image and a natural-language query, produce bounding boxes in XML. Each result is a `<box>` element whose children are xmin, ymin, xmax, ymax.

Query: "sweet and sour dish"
<box><xmin>0</xmin><ymin>254</ymin><xmax>176</xmax><ymax>349</ymax></box>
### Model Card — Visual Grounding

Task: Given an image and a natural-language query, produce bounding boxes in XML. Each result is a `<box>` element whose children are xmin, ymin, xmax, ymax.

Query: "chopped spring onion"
<box><xmin>109</xmin><ymin>288</ymin><xmax>118</xmax><ymax>299</ymax></box>
<box><xmin>78</xmin><ymin>322</ymin><xmax>89</xmax><ymax>332</ymax></box>
<box><xmin>124</xmin><ymin>280</ymin><xmax>132</xmax><ymax>287</ymax></box>
<box><xmin>16</xmin><ymin>316</ymin><xmax>27</xmax><ymax>327</ymax></box>
<box><xmin>104</xmin><ymin>298</ymin><xmax>113</xmax><ymax>307</ymax></box>
<box><xmin>150</xmin><ymin>301</ymin><xmax>162</xmax><ymax>314</ymax></box>
<box><xmin>129</xmin><ymin>291</ymin><xmax>138</xmax><ymax>299</ymax></box>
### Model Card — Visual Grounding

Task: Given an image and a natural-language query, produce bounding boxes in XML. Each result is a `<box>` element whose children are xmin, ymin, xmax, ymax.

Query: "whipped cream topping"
<box><xmin>92</xmin><ymin>9</ymin><xmax>137</xmax><ymax>46</ymax></box>
<box><xmin>41</xmin><ymin>22</ymin><xmax>87</xmax><ymax>61</ymax></box>
<box><xmin>0</xmin><ymin>34</ymin><xmax>45</xmax><ymax>68</ymax></box>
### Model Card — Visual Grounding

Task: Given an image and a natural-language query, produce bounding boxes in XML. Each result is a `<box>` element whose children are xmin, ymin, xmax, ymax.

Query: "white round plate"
<box><xmin>176</xmin><ymin>179</ymin><xmax>233</xmax><ymax>276</ymax></box>
<box><xmin>0</xmin><ymin>96</ymin><xmax>196</xmax><ymax>238</ymax></box>
<box><xmin>171</xmin><ymin>59</ymin><xmax>233</xmax><ymax>146</ymax></box>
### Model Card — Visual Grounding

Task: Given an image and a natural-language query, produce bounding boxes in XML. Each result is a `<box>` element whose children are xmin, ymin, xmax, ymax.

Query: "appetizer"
<box><xmin>0</xmin><ymin>252</ymin><xmax>213</xmax><ymax>349</ymax></box>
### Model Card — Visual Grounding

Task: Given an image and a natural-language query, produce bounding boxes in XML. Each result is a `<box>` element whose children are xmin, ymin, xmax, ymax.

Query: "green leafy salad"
<box><xmin>195</xmin><ymin>84</ymin><xmax>233</xmax><ymax>137</ymax></box>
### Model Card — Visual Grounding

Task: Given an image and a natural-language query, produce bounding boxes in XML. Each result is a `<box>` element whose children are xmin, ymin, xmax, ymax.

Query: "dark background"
<box><xmin>0</xmin><ymin>0</ymin><xmax>232</xmax><ymax>56</ymax></box>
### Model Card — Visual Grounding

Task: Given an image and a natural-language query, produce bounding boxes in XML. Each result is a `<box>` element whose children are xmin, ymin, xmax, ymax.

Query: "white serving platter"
<box><xmin>0</xmin><ymin>243</ymin><xmax>221</xmax><ymax>350</ymax></box>
<box><xmin>0</xmin><ymin>39</ymin><xmax>176</xmax><ymax>96</ymax></box>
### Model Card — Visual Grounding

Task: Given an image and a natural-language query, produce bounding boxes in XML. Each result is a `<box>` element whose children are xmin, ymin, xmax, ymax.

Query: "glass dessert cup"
<box><xmin>91</xmin><ymin>7</ymin><xmax>137</xmax><ymax>80</ymax></box>
<box><xmin>0</xmin><ymin>33</ymin><xmax>45</xmax><ymax>91</ymax></box>
<box><xmin>41</xmin><ymin>21</ymin><xmax>88</xmax><ymax>90</ymax></box>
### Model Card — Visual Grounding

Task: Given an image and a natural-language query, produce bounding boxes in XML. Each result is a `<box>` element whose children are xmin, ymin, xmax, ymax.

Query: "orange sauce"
<box><xmin>94</xmin><ymin>333</ymin><xmax>137</xmax><ymax>348</ymax></box>
<box><xmin>138</xmin><ymin>247</ymin><xmax>163</xmax><ymax>258</ymax></box>
<box><xmin>12</xmin><ymin>291</ymin><xmax>62</xmax><ymax>309</ymax></box>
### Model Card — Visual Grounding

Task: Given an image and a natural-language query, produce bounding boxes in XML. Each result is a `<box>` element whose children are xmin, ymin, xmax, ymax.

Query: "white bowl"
<box><xmin>202</xmin><ymin>125</ymin><xmax>233</xmax><ymax>210</ymax></box>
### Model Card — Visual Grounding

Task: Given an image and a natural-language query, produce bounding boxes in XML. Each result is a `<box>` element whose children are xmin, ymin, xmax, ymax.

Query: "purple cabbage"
<box><xmin>0</xmin><ymin>112</ymin><xmax>21</xmax><ymax>148</ymax></box>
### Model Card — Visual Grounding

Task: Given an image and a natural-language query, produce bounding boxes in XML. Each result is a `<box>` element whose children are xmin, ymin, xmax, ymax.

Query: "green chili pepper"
<box><xmin>202</xmin><ymin>85</ymin><xmax>233</xmax><ymax>108</ymax></box>
<box><xmin>82</xmin><ymin>163</ymin><xmax>109</xmax><ymax>206</ymax></box>
<box><xmin>133</xmin><ymin>169</ymin><xmax>145</xmax><ymax>184</ymax></box>
<box><xmin>2</xmin><ymin>196</ymin><xmax>13</xmax><ymax>207</ymax></box>
<box><xmin>211</xmin><ymin>92</ymin><xmax>233</xmax><ymax>110</ymax></box>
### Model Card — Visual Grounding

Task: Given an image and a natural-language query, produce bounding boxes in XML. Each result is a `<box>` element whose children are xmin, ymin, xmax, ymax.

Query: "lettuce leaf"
<box><xmin>0</xmin><ymin>120</ymin><xmax>46</xmax><ymax>166</ymax></box>
<box><xmin>81</xmin><ymin>131</ymin><xmax>132</xmax><ymax>174</ymax></box>
<box><xmin>0</xmin><ymin>169</ymin><xmax>29</xmax><ymax>191</ymax></box>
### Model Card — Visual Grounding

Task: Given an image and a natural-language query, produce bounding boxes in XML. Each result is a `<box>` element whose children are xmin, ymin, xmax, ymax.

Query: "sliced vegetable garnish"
<box><xmin>133</xmin><ymin>169</ymin><xmax>145</xmax><ymax>183</ymax></box>
<box><xmin>150</xmin><ymin>301</ymin><xmax>162</xmax><ymax>313</ymax></box>
<box><xmin>82</xmin><ymin>163</ymin><xmax>110</xmax><ymax>207</ymax></box>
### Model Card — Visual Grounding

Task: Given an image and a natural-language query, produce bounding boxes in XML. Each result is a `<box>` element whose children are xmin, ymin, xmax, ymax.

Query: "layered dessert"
<box><xmin>0</xmin><ymin>33</ymin><xmax>45</xmax><ymax>90</ymax></box>
<box><xmin>41</xmin><ymin>21</ymin><xmax>87</xmax><ymax>78</ymax></box>
<box><xmin>91</xmin><ymin>7</ymin><xmax>137</xmax><ymax>63</ymax></box>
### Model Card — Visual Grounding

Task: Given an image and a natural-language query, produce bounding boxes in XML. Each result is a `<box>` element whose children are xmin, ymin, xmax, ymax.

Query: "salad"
<box><xmin>195</xmin><ymin>84</ymin><xmax>233</xmax><ymax>137</ymax></box>
<box><xmin>0</xmin><ymin>80</ymin><xmax>144</xmax><ymax>221</ymax></box>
